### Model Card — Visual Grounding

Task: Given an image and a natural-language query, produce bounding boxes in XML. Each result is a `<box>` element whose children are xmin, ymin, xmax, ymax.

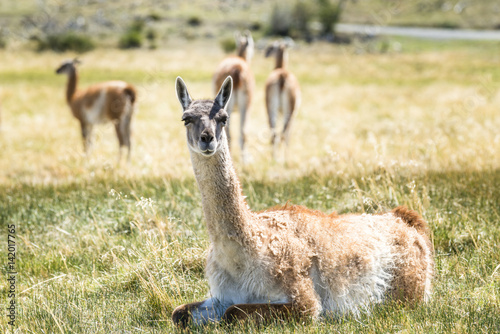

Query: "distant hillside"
<box><xmin>0</xmin><ymin>0</ymin><xmax>498</xmax><ymax>50</ymax></box>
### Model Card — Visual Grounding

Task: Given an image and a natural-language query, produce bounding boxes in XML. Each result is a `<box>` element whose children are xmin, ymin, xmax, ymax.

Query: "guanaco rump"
<box><xmin>172</xmin><ymin>76</ymin><xmax>434</xmax><ymax>327</ymax></box>
<box><xmin>264</xmin><ymin>38</ymin><xmax>301</xmax><ymax>161</ymax></box>
<box><xmin>56</xmin><ymin>58</ymin><xmax>136</xmax><ymax>162</ymax></box>
<box><xmin>213</xmin><ymin>31</ymin><xmax>254</xmax><ymax>163</ymax></box>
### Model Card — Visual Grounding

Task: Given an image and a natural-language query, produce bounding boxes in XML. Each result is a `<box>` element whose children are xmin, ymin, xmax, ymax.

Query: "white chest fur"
<box><xmin>207</xmin><ymin>236</ymin><xmax>288</xmax><ymax>305</ymax></box>
<box><xmin>83</xmin><ymin>90</ymin><xmax>107</xmax><ymax>124</ymax></box>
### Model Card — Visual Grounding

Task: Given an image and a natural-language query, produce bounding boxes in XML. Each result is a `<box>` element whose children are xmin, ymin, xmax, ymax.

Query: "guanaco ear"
<box><xmin>175</xmin><ymin>76</ymin><xmax>193</xmax><ymax>111</ymax></box>
<box><xmin>234</xmin><ymin>31</ymin><xmax>242</xmax><ymax>46</ymax></box>
<box><xmin>244</xmin><ymin>30</ymin><xmax>254</xmax><ymax>51</ymax></box>
<box><xmin>214</xmin><ymin>76</ymin><xmax>232</xmax><ymax>109</ymax></box>
<box><xmin>243</xmin><ymin>30</ymin><xmax>253</xmax><ymax>40</ymax></box>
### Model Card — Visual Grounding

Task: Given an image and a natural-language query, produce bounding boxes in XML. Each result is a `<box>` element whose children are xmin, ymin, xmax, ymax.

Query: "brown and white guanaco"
<box><xmin>264</xmin><ymin>38</ymin><xmax>301</xmax><ymax>162</ymax></box>
<box><xmin>56</xmin><ymin>58</ymin><xmax>137</xmax><ymax>162</ymax></box>
<box><xmin>172</xmin><ymin>76</ymin><xmax>434</xmax><ymax>327</ymax></box>
<box><xmin>213</xmin><ymin>31</ymin><xmax>254</xmax><ymax>163</ymax></box>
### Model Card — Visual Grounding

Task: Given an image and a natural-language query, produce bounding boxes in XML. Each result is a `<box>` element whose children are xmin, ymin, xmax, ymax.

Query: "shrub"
<box><xmin>434</xmin><ymin>21</ymin><xmax>460</xmax><ymax>29</ymax></box>
<box><xmin>146</xmin><ymin>29</ymin><xmax>157</xmax><ymax>41</ymax></box>
<box><xmin>118</xmin><ymin>31</ymin><xmax>142</xmax><ymax>49</ymax></box>
<box><xmin>147</xmin><ymin>12</ymin><xmax>162</xmax><ymax>22</ymax></box>
<box><xmin>187</xmin><ymin>16</ymin><xmax>202</xmax><ymax>27</ymax></box>
<box><xmin>219</xmin><ymin>36</ymin><xmax>236</xmax><ymax>53</ymax></box>
<box><xmin>0</xmin><ymin>29</ymin><xmax>6</xmax><ymax>49</ymax></box>
<box><xmin>146</xmin><ymin>29</ymin><xmax>157</xmax><ymax>49</ymax></box>
<box><xmin>266</xmin><ymin>0</ymin><xmax>345</xmax><ymax>40</ymax></box>
<box><xmin>291</xmin><ymin>0</ymin><xmax>314</xmax><ymax>40</ymax></box>
<box><xmin>267</xmin><ymin>3</ymin><xmax>292</xmax><ymax>36</ymax></box>
<box><xmin>317</xmin><ymin>0</ymin><xmax>343</xmax><ymax>36</ymax></box>
<box><xmin>129</xmin><ymin>19</ymin><xmax>145</xmax><ymax>33</ymax></box>
<box><xmin>36</xmin><ymin>32</ymin><xmax>95</xmax><ymax>53</ymax></box>
<box><xmin>118</xmin><ymin>19</ymin><xmax>145</xmax><ymax>49</ymax></box>
<box><xmin>249</xmin><ymin>21</ymin><xmax>262</xmax><ymax>31</ymax></box>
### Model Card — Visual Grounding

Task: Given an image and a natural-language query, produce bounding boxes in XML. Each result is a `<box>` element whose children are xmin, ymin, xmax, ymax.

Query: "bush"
<box><xmin>291</xmin><ymin>1</ymin><xmax>314</xmax><ymax>40</ymax></box>
<box><xmin>187</xmin><ymin>16</ymin><xmax>202</xmax><ymax>27</ymax></box>
<box><xmin>146</xmin><ymin>29</ymin><xmax>157</xmax><ymax>49</ymax></box>
<box><xmin>146</xmin><ymin>29</ymin><xmax>157</xmax><ymax>41</ymax></box>
<box><xmin>317</xmin><ymin>0</ymin><xmax>343</xmax><ymax>35</ymax></box>
<box><xmin>36</xmin><ymin>32</ymin><xmax>95</xmax><ymax>53</ymax></box>
<box><xmin>266</xmin><ymin>1</ymin><xmax>332</xmax><ymax>40</ymax></box>
<box><xmin>434</xmin><ymin>21</ymin><xmax>460</xmax><ymax>29</ymax></box>
<box><xmin>118</xmin><ymin>31</ymin><xmax>142</xmax><ymax>49</ymax></box>
<box><xmin>129</xmin><ymin>19</ymin><xmax>145</xmax><ymax>33</ymax></box>
<box><xmin>268</xmin><ymin>3</ymin><xmax>292</xmax><ymax>36</ymax></box>
<box><xmin>0</xmin><ymin>29</ymin><xmax>6</xmax><ymax>49</ymax></box>
<box><xmin>118</xmin><ymin>19</ymin><xmax>145</xmax><ymax>49</ymax></box>
<box><xmin>219</xmin><ymin>36</ymin><xmax>236</xmax><ymax>53</ymax></box>
<box><xmin>147</xmin><ymin>12</ymin><xmax>162</xmax><ymax>22</ymax></box>
<box><xmin>249</xmin><ymin>21</ymin><xmax>262</xmax><ymax>31</ymax></box>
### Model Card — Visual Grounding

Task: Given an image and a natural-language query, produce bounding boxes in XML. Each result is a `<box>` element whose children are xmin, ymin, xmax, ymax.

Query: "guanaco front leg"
<box><xmin>172</xmin><ymin>300</ymin><xmax>300</xmax><ymax>328</ymax></box>
<box><xmin>80</xmin><ymin>122</ymin><xmax>93</xmax><ymax>156</ymax></box>
<box><xmin>222</xmin><ymin>303</ymin><xmax>299</xmax><ymax>324</ymax></box>
<box><xmin>114</xmin><ymin>113</ymin><xmax>132</xmax><ymax>164</ymax></box>
<box><xmin>172</xmin><ymin>297</ymin><xmax>230</xmax><ymax>328</ymax></box>
<box><xmin>237</xmin><ymin>89</ymin><xmax>250</xmax><ymax>164</ymax></box>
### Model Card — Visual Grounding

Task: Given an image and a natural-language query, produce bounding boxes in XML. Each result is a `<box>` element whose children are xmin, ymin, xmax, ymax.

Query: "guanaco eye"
<box><xmin>182</xmin><ymin>116</ymin><xmax>192</xmax><ymax>126</ymax></box>
<box><xmin>219</xmin><ymin>115</ymin><xmax>228</xmax><ymax>126</ymax></box>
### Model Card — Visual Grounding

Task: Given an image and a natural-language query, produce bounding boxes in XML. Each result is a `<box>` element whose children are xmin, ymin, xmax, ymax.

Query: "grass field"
<box><xmin>1</xmin><ymin>36</ymin><xmax>500</xmax><ymax>333</ymax></box>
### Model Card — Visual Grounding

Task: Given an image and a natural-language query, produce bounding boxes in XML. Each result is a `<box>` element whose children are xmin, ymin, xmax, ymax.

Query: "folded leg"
<box><xmin>172</xmin><ymin>297</ymin><xmax>230</xmax><ymax>328</ymax></box>
<box><xmin>222</xmin><ymin>303</ymin><xmax>300</xmax><ymax>323</ymax></box>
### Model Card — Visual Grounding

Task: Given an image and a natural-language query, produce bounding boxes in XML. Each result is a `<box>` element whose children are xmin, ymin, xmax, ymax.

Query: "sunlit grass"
<box><xmin>0</xmin><ymin>38</ymin><xmax>499</xmax><ymax>332</ymax></box>
<box><xmin>1</xmin><ymin>40</ymin><xmax>500</xmax><ymax>184</ymax></box>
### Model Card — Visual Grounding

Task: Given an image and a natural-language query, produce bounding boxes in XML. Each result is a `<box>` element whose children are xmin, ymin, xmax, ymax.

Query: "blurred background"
<box><xmin>0</xmin><ymin>2</ymin><xmax>499</xmax><ymax>332</ymax></box>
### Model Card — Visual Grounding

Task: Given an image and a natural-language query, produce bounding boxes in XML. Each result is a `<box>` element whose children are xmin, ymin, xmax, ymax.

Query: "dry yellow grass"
<box><xmin>0</xmin><ymin>40</ymin><xmax>499</xmax><ymax>186</ymax></box>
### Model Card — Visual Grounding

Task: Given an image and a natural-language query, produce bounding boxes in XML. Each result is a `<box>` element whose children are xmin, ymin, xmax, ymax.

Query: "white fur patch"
<box><xmin>106</xmin><ymin>81</ymin><xmax>128</xmax><ymax>89</ymax></box>
<box><xmin>83</xmin><ymin>89</ymin><xmax>107</xmax><ymax>124</ymax></box>
<box><xmin>190</xmin><ymin>297</ymin><xmax>230</xmax><ymax>325</ymax></box>
<box><xmin>316</xmin><ymin>250</ymin><xmax>394</xmax><ymax>316</ymax></box>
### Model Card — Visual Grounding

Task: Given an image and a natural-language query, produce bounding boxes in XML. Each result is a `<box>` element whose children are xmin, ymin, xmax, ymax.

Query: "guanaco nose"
<box><xmin>200</xmin><ymin>130</ymin><xmax>214</xmax><ymax>143</ymax></box>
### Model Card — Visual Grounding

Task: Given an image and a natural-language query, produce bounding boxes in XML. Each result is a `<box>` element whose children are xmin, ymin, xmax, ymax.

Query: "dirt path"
<box><xmin>336</xmin><ymin>23</ymin><xmax>500</xmax><ymax>41</ymax></box>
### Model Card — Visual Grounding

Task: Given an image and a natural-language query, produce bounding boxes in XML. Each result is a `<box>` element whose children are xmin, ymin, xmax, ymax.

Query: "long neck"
<box><xmin>237</xmin><ymin>44</ymin><xmax>252</xmax><ymax>63</ymax></box>
<box><xmin>275</xmin><ymin>48</ymin><xmax>287</xmax><ymax>69</ymax></box>
<box><xmin>237</xmin><ymin>44</ymin><xmax>246</xmax><ymax>59</ymax></box>
<box><xmin>66</xmin><ymin>68</ymin><xmax>78</xmax><ymax>103</ymax></box>
<box><xmin>189</xmin><ymin>134</ymin><xmax>253</xmax><ymax>244</ymax></box>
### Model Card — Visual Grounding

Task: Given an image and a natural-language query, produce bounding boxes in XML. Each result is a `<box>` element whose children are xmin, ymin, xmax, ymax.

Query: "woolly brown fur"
<box><xmin>172</xmin><ymin>76</ymin><xmax>434</xmax><ymax>327</ymax></box>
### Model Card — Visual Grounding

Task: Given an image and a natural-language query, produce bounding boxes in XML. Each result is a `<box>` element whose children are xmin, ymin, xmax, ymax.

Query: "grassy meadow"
<box><xmin>1</xmin><ymin>37</ymin><xmax>500</xmax><ymax>333</ymax></box>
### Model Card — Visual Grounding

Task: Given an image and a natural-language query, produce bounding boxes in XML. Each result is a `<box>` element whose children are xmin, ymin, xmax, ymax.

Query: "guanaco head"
<box><xmin>55</xmin><ymin>58</ymin><xmax>81</xmax><ymax>75</ymax></box>
<box><xmin>175</xmin><ymin>76</ymin><xmax>232</xmax><ymax>157</ymax></box>
<box><xmin>235</xmin><ymin>30</ymin><xmax>254</xmax><ymax>63</ymax></box>
<box><xmin>265</xmin><ymin>38</ymin><xmax>294</xmax><ymax>68</ymax></box>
